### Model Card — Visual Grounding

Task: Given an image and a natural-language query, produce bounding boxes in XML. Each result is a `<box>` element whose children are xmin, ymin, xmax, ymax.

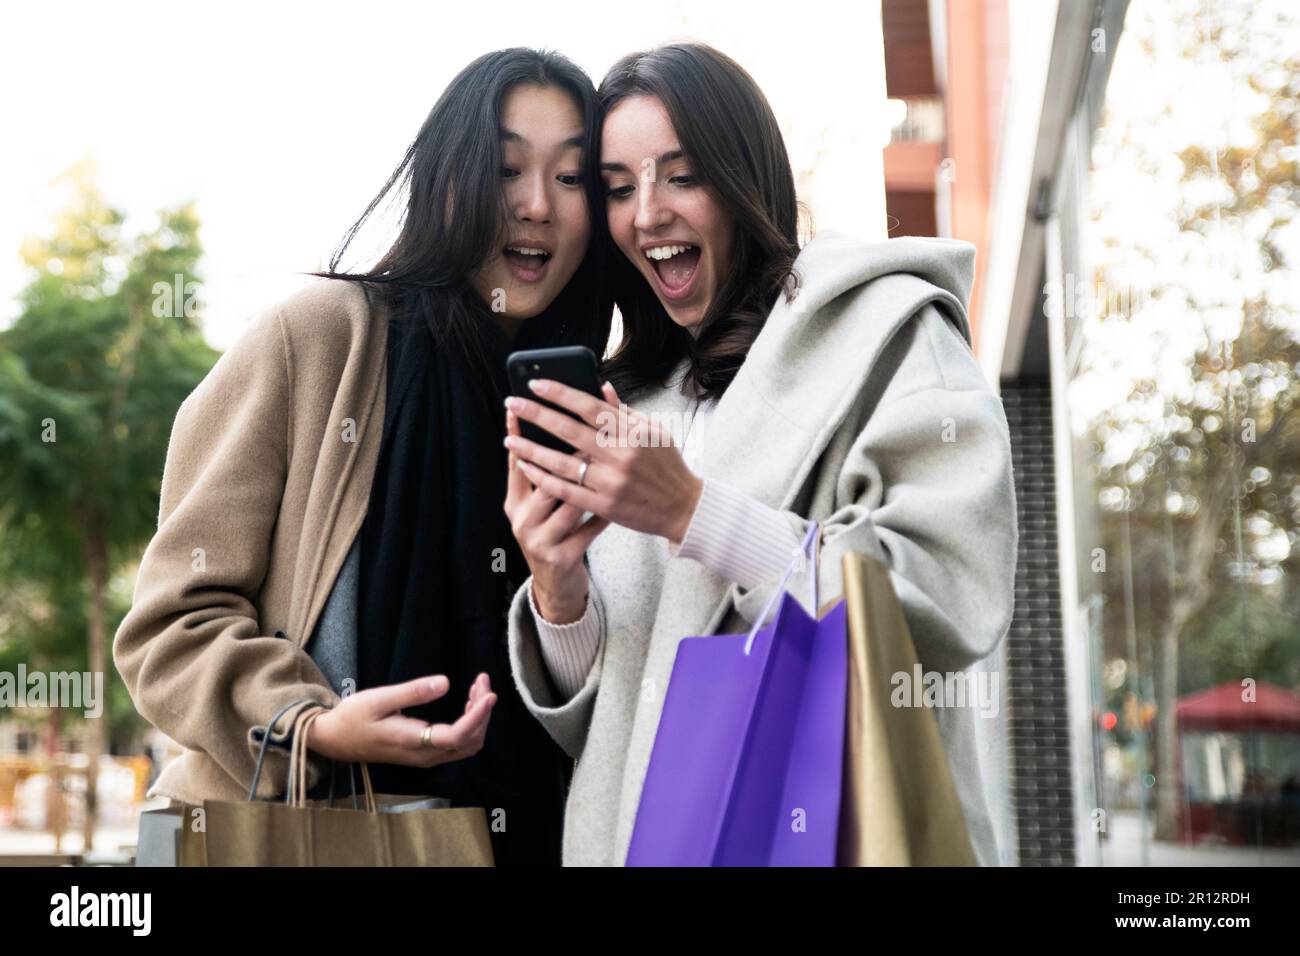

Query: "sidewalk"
<box><xmin>0</xmin><ymin>822</ymin><xmax>142</xmax><ymax>864</ymax></box>
<box><xmin>1101</xmin><ymin>811</ymin><xmax>1300</xmax><ymax>866</ymax></box>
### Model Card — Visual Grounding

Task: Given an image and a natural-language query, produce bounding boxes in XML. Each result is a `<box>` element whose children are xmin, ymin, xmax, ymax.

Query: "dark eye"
<box><xmin>669</xmin><ymin>174</ymin><xmax>696</xmax><ymax>186</ymax></box>
<box><xmin>500</xmin><ymin>167</ymin><xmax>520</xmax><ymax>179</ymax></box>
<box><xmin>606</xmin><ymin>184</ymin><xmax>634</xmax><ymax>200</ymax></box>
<box><xmin>557</xmin><ymin>174</ymin><xmax>582</xmax><ymax>187</ymax></box>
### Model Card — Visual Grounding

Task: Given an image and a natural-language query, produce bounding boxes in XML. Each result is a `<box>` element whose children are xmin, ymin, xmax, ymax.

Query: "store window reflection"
<box><xmin>1074</xmin><ymin>0</ymin><xmax>1300</xmax><ymax>865</ymax></box>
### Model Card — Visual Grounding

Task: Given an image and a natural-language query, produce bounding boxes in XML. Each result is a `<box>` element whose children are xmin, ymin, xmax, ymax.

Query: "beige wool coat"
<box><xmin>114</xmin><ymin>278</ymin><xmax>389</xmax><ymax>803</ymax></box>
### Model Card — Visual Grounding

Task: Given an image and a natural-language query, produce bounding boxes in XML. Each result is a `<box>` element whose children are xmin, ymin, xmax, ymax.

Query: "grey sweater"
<box><xmin>507</xmin><ymin>233</ymin><xmax>1019</xmax><ymax>866</ymax></box>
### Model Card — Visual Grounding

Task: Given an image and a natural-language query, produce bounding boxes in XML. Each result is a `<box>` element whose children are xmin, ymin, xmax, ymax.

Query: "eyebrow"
<box><xmin>599</xmin><ymin>148</ymin><xmax>685</xmax><ymax>174</ymax></box>
<box><xmin>500</xmin><ymin>128</ymin><xmax>585</xmax><ymax>150</ymax></box>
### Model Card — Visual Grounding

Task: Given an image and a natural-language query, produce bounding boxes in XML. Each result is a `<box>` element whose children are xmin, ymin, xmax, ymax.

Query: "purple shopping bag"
<box><xmin>627</xmin><ymin>523</ymin><xmax>848</xmax><ymax>866</ymax></box>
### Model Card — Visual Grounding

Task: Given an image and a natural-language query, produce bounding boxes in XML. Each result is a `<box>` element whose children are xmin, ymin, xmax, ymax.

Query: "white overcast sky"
<box><xmin>0</xmin><ymin>0</ymin><xmax>888</xmax><ymax>350</ymax></box>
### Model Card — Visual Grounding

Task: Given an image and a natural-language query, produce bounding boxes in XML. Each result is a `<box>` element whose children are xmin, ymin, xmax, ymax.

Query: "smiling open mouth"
<box><xmin>503</xmin><ymin>244</ymin><xmax>551</xmax><ymax>281</ymax></box>
<box><xmin>644</xmin><ymin>243</ymin><xmax>700</xmax><ymax>293</ymax></box>
<box><xmin>504</xmin><ymin>245</ymin><xmax>552</xmax><ymax>265</ymax></box>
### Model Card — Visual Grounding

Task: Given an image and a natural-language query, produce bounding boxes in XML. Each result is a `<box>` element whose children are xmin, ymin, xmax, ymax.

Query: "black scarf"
<box><xmin>356</xmin><ymin>294</ymin><xmax>568</xmax><ymax>867</ymax></box>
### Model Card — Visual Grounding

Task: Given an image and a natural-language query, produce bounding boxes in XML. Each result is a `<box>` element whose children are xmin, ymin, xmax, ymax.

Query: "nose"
<box><xmin>513</xmin><ymin>171</ymin><xmax>553</xmax><ymax>225</ymax></box>
<box><xmin>634</xmin><ymin>180</ymin><xmax>673</xmax><ymax>233</ymax></box>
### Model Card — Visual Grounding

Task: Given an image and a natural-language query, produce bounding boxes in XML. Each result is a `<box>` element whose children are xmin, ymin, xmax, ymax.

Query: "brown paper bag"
<box><xmin>184</xmin><ymin>799</ymin><xmax>494</xmax><ymax>866</ymax></box>
<box><xmin>837</xmin><ymin>551</ymin><xmax>977</xmax><ymax>866</ymax></box>
<box><xmin>171</xmin><ymin>708</ymin><xmax>494</xmax><ymax>866</ymax></box>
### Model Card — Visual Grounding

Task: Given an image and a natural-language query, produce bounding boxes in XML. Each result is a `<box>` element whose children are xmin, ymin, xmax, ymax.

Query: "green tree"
<box><xmin>0</xmin><ymin>160</ymin><xmax>218</xmax><ymax>849</ymax></box>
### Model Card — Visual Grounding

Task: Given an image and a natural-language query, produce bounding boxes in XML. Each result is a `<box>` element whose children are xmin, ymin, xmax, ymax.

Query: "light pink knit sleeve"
<box><xmin>527</xmin><ymin>584</ymin><xmax>602</xmax><ymax>700</ymax></box>
<box><xmin>668</xmin><ymin>477</ymin><xmax>805</xmax><ymax>589</ymax></box>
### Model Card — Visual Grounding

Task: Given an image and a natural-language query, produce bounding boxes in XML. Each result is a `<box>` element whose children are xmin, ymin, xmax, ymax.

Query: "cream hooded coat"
<box><xmin>508</xmin><ymin>233</ymin><xmax>1019</xmax><ymax>866</ymax></box>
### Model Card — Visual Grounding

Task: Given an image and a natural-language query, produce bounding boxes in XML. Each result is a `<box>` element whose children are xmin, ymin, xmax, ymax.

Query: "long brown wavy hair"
<box><xmin>598</xmin><ymin>43</ymin><xmax>801</xmax><ymax>403</ymax></box>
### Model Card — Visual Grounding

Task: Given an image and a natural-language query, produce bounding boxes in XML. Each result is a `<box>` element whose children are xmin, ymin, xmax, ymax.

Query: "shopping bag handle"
<box><xmin>249</xmin><ymin>696</ymin><xmax>317</xmax><ymax>802</ymax></box>
<box><xmin>743</xmin><ymin>520</ymin><xmax>820</xmax><ymax>656</ymax></box>
<box><xmin>292</xmin><ymin>709</ymin><xmax>377</xmax><ymax>812</ymax></box>
<box><xmin>325</xmin><ymin>758</ymin><xmax>362</xmax><ymax>811</ymax></box>
<box><xmin>247</xmin><ymin>697</ymin><xmax>378</xmax><ymax>812</ymax></box>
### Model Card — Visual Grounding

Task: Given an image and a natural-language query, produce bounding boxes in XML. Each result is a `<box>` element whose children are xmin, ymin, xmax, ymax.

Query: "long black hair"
<box><xmin>319</xmin><ymin>48</ymin><xmax>613</xmax><ymax>386</ymax></box>
<box><xmin>598</xmin><ymin>43</ymin><xmax>800</xmax><ymax>403</ymax></box>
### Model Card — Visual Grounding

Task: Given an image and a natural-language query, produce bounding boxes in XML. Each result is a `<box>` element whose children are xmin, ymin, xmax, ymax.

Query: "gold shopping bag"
<box><xmin>168</xmin><ymin>704</ymin><xmax>494</xmax><ymax>866</ymax></box>
<box><xmin>838</xmin><ymin>551</ymin><xmax>977</xmax><ymax>866</ymax></box>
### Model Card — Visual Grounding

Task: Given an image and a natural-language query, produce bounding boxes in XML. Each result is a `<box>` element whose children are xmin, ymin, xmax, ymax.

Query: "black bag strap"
<box><xmin>324</xmin><ymin>758</ymin><xmax>362</xmax><ymax>810</ymax></box>
<box><xmin>248</xmin><ymin>697</ymin><xmax>321</xmax><ymax>803</ymax></box>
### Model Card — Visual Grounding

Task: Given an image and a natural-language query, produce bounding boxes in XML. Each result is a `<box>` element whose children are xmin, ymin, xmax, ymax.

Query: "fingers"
<box><xmin>513</xmin><ymin>465</ymin><xmax>603</xmax><ymax>580</ymax></box>
<box><xmin>537</xmin><ymin>499</ymin><xmax>588</xmax><ymax>543</ymax></box>
<box><xmin>419</xmin><ymin>690</ymin><xmax>496</xmax><ymax>761</ymax></box>
<box><xmin>515</xmin><ymin>469</ymin><xmax>562</xmax><ymax>529</ymax></box>
<box><xmin>556</xmin><ymin>515</ymin><xmax>610</xmax><ymax>562</ymax></box>
<box><xmin>465</xmin><ymin>672</ymin><xmax>490</xmax><ymax>711</ymax></box>
<box><xmin>516</xmin><ymin>459</ymin><xmax>604</xmax><ymax>515</ymax></box>
<box><xmin>594</xmin><ymin>381</ymin><xmax>658</xmax><ymax>448</ymax></box>
<box><xmin>379</xmin><ymin>675</ymin><xmax>496</xmax><ymax>767</ymax></box>
<box><xmin>527</xmin><ymin>379</ymin><xmax>615</xmax><ymax>429</ymax></box>
<box><xmin>363</xmin><ymin>674</ymin><xmax>450</xmax><ymax>717</ymax></box>
<box><xmin>504</xmin><ymin>410</ymin><xmax>530</xmax><ymax>512</ymax></box>
<box><xmin>506</xmin><ymin>395</ymin><xmax>599</xmax><ymax>459</ymax></box>
<box><xmin>506</xmin><ymin>433</ymin><xmax>605</xmax><ymax>492</ymax></box>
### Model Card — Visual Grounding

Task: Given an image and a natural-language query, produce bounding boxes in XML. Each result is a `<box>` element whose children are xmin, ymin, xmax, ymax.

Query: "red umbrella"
<box><xmin>1176</xmin><ymin>681</ymin><xmax>1300</xmax><ymax>734</ymax></box>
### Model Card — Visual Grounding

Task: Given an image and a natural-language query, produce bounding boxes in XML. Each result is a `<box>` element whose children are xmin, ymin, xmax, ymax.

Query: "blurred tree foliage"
<box><xmin>1082</xmin><ymin>0</ymin><xmax>1300</xmax><ymax>839</ymax></box>
<box><xmin>0</xmin><ymin>159</ymin><xmax>218</xmax><ymax>841</ymax></box>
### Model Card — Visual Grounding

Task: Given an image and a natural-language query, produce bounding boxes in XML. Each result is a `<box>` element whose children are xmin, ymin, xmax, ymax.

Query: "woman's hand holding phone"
<box><xmin>504</xmin><ymin>408</ymin><xmax>609</xmax><ymax>624</ymax></box>
<box><xmin>503</xmin><ymin>380</ymin><xmax>703</xmax><ymax>548</ymax></box>
<box><xmin>305</xmin><ymin>673</ymin><xmax>495</xmax><ymax>768</ymax></box>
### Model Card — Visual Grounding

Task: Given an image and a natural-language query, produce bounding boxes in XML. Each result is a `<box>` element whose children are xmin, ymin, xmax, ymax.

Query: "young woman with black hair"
<box><xmin>115</xmin><ymin>48</ymin><xmax>613</xmax><ymax>866</ymax></box>
<box><xmin>503</xmin><ymin>43</ymin><xmax>1018</xmax><ymax>866</ymax></box>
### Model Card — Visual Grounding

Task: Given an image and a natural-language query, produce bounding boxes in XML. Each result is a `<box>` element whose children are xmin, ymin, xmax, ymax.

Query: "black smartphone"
<box><xmin>506</xmin><ymin>346</ymin><xmax>604</xmax><ymax>455</ymax></box>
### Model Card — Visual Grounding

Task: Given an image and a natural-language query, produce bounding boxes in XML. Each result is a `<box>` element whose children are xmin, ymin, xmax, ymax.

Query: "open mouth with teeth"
<box><xmin>503</xmin><ymin>244</ymin><xmax>552</xmax><ymax>281</ymax></box>
<box><xmin>644</xmin><ymin>243</ymin><xmax>701</xmax><ymax>297</ymax></box>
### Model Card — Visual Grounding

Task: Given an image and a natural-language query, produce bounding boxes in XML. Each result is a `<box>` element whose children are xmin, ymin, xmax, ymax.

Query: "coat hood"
<box><xmin>682</xmin><ymin>228</ymin><xmax>982</xmax><ymax>527</ymax></box>
<box><xmin>788</xmin><ymin>232</ymin><xmax>976</xmax><ymax>345</ymax></box>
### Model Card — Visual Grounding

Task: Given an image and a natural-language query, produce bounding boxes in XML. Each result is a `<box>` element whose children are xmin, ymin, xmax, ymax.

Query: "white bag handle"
<box><xmin>743</xmin><ymin>520</ymin><xmax>821</xmax><ymax>655</ymax></box>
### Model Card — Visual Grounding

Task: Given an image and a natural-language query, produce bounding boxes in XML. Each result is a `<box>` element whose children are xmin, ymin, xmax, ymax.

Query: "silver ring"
<box><xmin>576</xmin><ymin>459</ymin><xmax>590</xmax><ymax>487</ymax></box>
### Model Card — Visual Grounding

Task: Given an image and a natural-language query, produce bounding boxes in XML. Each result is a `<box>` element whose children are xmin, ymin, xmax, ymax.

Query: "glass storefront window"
<box><xmin>1072</xmin><ymin>0</ymin><xmax>1300</xmax><ymax>864</ymax></box>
